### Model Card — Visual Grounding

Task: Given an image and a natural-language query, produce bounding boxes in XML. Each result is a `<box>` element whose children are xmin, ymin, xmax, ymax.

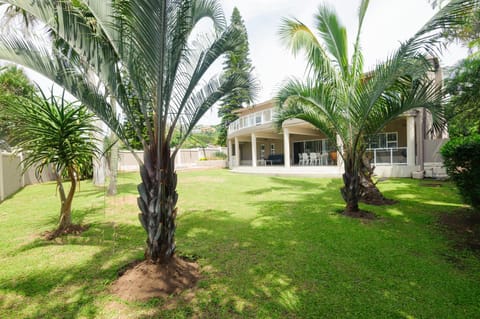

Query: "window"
<box><xmin>368</xmin><ymin>132</ymin><xmax>398</xmax><ymax>149</ymax></box>
<box><xmin>248</xmin><ymin>115</ymin><xmax>254</xmax><ymax>127</ymax></box>
<box><xmin>255</xmin><ymin>113</ymin><xmax>262</xmax><ymax>125</ymax></box>
<box><xmin>260</xmin><ymin>144</ymin><xmax>265</xmax><ymax>159</ymax></box>
<box><xmin>263</xmin><ymin>109</ymin><xmax>271</xmax><ymax>122</ymax></box>
<box><xmin>270</xmin><ymin>143</ymin><xmax>275</xmax><ymax>155</ymax></box>
<box><xmin>386</xmin><ymin>132</ymin><xmax>398</xmax><ymax>148</ymax></box>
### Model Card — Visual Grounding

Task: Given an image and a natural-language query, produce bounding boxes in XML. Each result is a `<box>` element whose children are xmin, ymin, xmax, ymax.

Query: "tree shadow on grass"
<box><xmin>115</xmin><ymin>183</ymin><xmax>140</xmax><ymax>196</ymax></box>
<box><xmin>162</xmin><ymin>176</ymin><xmax>479</xmax><ymax>318</ymax></box>
<box><xmin>0</xmin><ymin>222</ymin><xmax>145</xmax><ymax>319</ymax></box>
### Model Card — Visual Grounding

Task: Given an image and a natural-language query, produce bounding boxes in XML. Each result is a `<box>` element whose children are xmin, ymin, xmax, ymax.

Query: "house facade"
<box><xmin>226</xmin><ymin>99</ymin><xmax>448</xmax><ymax>178</ymax></box>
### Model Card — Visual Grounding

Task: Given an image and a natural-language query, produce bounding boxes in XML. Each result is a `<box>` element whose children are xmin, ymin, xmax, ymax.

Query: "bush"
<box><xmin>214</xmin><ymin>151</ymin><xmax>227</xmax><ymax>160</ymax></box>
<box><xmin>441</xmin><ymin>134</ymin><xmax>480</xmax><ymax>210</ymax></box>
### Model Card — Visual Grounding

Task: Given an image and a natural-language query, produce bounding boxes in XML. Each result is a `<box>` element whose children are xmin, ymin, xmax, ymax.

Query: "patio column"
<box><xmin>234</xmin><ymin>137</ymin><xmax>240</xmax><ymax>166</ymax></box>
<box><xmin>228</xmin><ymin>139</ymin><xmax>233</xmax><ymax>168</ymax></box>
<box><xmin>336</xmin><ymin>134</ymin><xmax>343</xmax><ymax>168</ymax></box>
<box><xmin>407</xmin><ymin>116</ymin><xmax>415</xmax><ymax>167</ymax></box>
<box><xmin>283</xmin><ymin>128</ymin><xmax>290</xmax><ymax>168</ymax></box>
<box><xmin>251</xmin><ymin>133</ymin><xmax>257</xmax><ymax>167</ymax></box>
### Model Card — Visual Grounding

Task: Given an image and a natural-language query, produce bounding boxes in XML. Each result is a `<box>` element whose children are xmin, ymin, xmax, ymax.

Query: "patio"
<box><xmin>230</xmin><ymin>164</ymin><xmax>343</xmax><ymax>178</ymax></box>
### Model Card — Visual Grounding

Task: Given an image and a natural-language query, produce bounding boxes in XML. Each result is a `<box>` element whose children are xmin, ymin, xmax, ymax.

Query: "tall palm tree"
<box><xmin>0</xmin><ymin>0</ymin><xmax>254</xmax><ymax>263</ymax></box>
<box><xmin>4</xmin><ymin>88</ymin><xmax>98</xmax><ymax>235</ymax></box>
<box><xmin>276</xmin><ymin>0</ymin><xmax>473</xmax><ymax>214</ymax></box>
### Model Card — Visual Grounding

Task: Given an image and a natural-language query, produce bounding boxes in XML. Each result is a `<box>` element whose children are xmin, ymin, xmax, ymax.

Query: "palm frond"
<box><xmin>314</xmin><ymin>4</ymin><xmax>349</xmax><ymax>77</ymax></box>
<box><xmin>350</xmin><ymin>0</ymin><xmax>370</xmax><ymax>81</ymax></box>
<box><xmin>5</xmin><ymin>87</ymin><xmax>99</xmax><ymax>175</ymax></box>
<box><xmin>167</xmin><ymin>24</ymin><xmax>244</xmax><ymax>140</ymax></box>
<box><xmin>278</xmin><ymin>17</ymin><xmax>340</xmax><ymax>85</ymax></box>
<box><xmin>364</xmin><ymin>78</ymin><xmax>445</xmax><ymax>136</ymax></box>
<box><xmin>276</xmin><ymin>78</ymin><xmax>344</xmax><ymax>148</ymax></box>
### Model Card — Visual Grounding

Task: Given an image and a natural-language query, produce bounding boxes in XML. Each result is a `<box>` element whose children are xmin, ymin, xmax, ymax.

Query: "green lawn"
<box><xmin>0</xmin><ymin>169</ymin><xmax>479</xmax><ymax>318</ymax></box>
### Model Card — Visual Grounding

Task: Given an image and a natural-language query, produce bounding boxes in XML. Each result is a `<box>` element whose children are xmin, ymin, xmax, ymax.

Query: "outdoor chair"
<box><xmin>309</xmin><ymin>152</ymin><xmax>319</xmax><ymax>165</ymax></box>
<box><xmin>299</xmin><ymin>153</ymin><xmax>309</xmax><ymax>165</ymax></box>
<box><xmin>320</xmin><ymin>152</ymin><xmax>329</xmax><ymax>165</ymax></box>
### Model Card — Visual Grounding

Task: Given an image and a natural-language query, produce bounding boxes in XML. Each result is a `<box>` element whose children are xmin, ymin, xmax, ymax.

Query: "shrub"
<box><xmin>441</xmin><ymin>134</ymin><xmax>480</xmax><ymax>210</ymax></box>
<box><xmin>214</xmin><ymin>151</ymin><xmax>227</xmax><ymax>160</ymax></box>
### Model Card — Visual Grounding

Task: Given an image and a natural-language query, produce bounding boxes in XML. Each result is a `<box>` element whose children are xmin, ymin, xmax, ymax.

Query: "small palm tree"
<box><xmin>0</xmin><ymin>0</ymin><xmax>254</xmax><ymax>263</ymax></box>
<box><xmin>5</xmin><ymin>89</ymin><xmax>98</xmax><ymax>235</ymax></box>
<box><xmin>276</xmin><ymin>0</ymin><xmax>472</xmax><ymax>214</ymax></box>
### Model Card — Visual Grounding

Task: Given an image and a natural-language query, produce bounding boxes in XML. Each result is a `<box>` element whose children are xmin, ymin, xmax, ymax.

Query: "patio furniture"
<box><xmin>309</xmin><ymin>152</ymin><xmax>319</xmax><ymax>165</ymax></box>
<box><xmin>299</xmin><ymin>153</ymin><xmax>309</xmax><ymax>165</ymax></box>
<box><xmin>320</xmin><ymin>152</ymin><xmax>329</xmax><ymax>165</ymax></box>
<box><xmin>266</xmin><ymin>154</ymin><xmax>284</xmax><ymax>165</ymax></box>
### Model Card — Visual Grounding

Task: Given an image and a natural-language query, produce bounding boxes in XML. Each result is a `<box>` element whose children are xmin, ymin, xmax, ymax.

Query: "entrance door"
<box><xmin>293</xmin><ymin>142</ymin><xmax>304</xmax><ymax>165</ymax></box>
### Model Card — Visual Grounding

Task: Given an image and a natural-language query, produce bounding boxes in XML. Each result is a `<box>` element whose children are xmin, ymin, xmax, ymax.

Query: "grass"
<box><xmin>0</xmin><ymin>169</ymin><xmax>479</xmax><ymax>318</ymax></box>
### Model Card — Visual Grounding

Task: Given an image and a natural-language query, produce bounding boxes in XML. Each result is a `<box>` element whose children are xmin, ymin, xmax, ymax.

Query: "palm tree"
<box><xmin>0</xmin><ymin>0</ymin><xmax>253</xmax><ymax>263</ymax></box>
<box><xmin>276</xmin><ymin>0</ymin><xmax>473</xmax><ymax>215</ymax></box>
<box><xmin>4</xmin><ymin>88</ymin><xmax>98</xmax><ymax>235</ymax></box>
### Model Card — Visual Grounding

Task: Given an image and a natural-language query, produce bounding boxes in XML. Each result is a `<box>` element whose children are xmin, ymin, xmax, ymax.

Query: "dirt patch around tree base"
<box><xmin>110</xmin><ymin>255</ymin><xmax>200</xmax><ymax>302</ymax></box>
<box><xmin>42</xmin><ymin>224</ymin><xmax>90</xmax><ymax>240</ymax></box>
<box><xmin>438</xmin><ymin>209</ymin><xmax>480</xmax><ymax>254</ymax></box>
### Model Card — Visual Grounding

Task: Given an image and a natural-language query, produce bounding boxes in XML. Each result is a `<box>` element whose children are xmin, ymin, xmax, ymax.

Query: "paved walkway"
<box><xmin>230</xmin><ymin>165</ymin><xmax>343</xmax><ymax>178</ymax></box>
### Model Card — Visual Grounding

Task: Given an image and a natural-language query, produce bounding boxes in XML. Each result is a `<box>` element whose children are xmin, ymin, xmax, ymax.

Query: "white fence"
<box><xmin>118</xmin><ymin>147</ymin><xmax>228</xmax><ymax>172</ymax></box>
<box><xmin>0</xmin><ymin>152</ymin><xmax>55</xmax><ymax>201</ymax></box>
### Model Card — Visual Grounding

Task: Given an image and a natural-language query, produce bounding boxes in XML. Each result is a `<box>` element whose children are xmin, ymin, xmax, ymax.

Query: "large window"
<box><xmin>270</xmin><ymin>143</ymin><xmax>275</xmax><ymax>155</ymax></box>
<box><xmin>367</xmin><ymin>132</ymin><xmax>398</xmax><ymax>149</ymax></box>
<box><xmin>298</xmin><ymin>139</ymin><xmax>334</xmax><ymax>153</ymax></box>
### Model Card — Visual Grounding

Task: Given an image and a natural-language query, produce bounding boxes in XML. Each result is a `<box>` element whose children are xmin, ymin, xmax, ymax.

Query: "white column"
<box><xmin>283</xmin><ymin>128</ymin><xmax>290</xmax><ymax>168</ymax></box>
<box><xmin>407</xmin><ymin>116</ymin><xmax>415</xmax><ymax>167</ymax></box>
<box><xmin>251</xmin><ymin>133</ymin><xmax>257</xmax><ymax>167</ymax></box>
<box><xmin>228</xmin><ymin>139</ymin><xmax>233</xmax><ymax>168</ymax></box>
<box><xmin>336</xmin><ymin>134</ymin><xmax>344</xmax><ymax>168</ymax></box>
<box><xmin>234</xmin><ymin>137</ymin><xmax>240</xmax><ymax>166</ymax></box>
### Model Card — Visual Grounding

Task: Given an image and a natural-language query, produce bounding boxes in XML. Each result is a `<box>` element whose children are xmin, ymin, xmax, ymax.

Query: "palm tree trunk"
<box><xmin>341</xmin><ymin>172</ymin><xmax>360</xmax><ymax>213</ymax></box>
<box><xmin>57</xmin><ymin>167</ymin><xmax>77</xmax><ymax>231</ymax></box>
<box><xmin>107</xmin><ymin>136</ymin><xmax>118</xmax><ymax>196</ymax></box>
<box><xmin>340</xmin><ymin>156</ymin><xmax>361</xmax><ymax>213</ymax></box>
<box><xmin>137</xmin><ymin>145</ymin><xmax>178</xmax><ymax>264</ymax></box>
<box><xmin>359</xmin><ymin>154</ymin><xmax>395</xmax><ymax>205</ymax></box>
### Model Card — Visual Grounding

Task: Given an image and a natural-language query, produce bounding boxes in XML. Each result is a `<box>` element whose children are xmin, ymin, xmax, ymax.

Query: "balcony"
<box><xmin>228</xmin><ymin>108</ymin><xmax>276</xmax><ymax>134</ymax></box>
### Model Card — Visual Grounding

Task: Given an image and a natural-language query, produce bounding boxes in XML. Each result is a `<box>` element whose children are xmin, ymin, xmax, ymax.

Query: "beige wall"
<box><xmin>384</xmin><ymin>118</ymin><xmax>407</xmax><ymax>147</ymax></box>
<box><xmin>239</xmin><ymin>140</ymin><xmax>284</xmax><ymax>161</ymax></box>
<box><xmin>424</xmin><ymin>139</ymin><xmax>448</xmax><ymax>163</ymax></box>
<box><xmin>0</xmin><ymin>152</ymin><xmax>55</xmax><ymax>201</ymax></box>
<box><xmin>234</xmin><ymin>100</ymin><xmax>275</xmax><ymax>117</ymax></box>
<box><xmin>0</xmin><ymin>153</ymin><xmax>23</xmax><ymax>201</ymax></box>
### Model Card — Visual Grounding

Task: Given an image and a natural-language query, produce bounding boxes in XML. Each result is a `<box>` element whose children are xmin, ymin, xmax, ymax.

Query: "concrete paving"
<box><xmin>230</xmin><ymin>165</ymin><xmax>343</xmax><ymax>178</ymax></box>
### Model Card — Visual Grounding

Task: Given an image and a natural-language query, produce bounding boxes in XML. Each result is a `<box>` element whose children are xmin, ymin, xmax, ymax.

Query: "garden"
<box><xmin>0</xmin><ymin>169</ymin><xmax>479</xmax><ymax>318</ymax></box>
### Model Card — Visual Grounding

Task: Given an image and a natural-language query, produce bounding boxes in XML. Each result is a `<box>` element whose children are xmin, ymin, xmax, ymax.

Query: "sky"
<box><xmin>197</xmin><ymin>0</ymin><xmax>468</xmax><ymax>124</ymax></box>
<box><xmin>1</xmin><ymin>1</ymin><xmax>469</xmax><ymax>126</ymax></box>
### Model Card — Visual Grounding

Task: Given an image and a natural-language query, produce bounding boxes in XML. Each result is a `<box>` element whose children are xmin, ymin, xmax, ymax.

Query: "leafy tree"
<box><xmin>4</xmin><ymin>89</ymin><xmax>98</xmax><ymax>236</ymax></box>
<box><xmin>444</xmin><ymin>55</ymin><xmax>480</xmax><ymax>136</ymax></box>
<box><xmin>217</xmin><ymin>7</ymin><xmax>255</xmax><ymax>146</ymax></box>
<box><xmin>0</xmin><ymin>65</ymin><xmax>36</xmax><ymax>147</ymax></box>
<box><xmin>0</xmin><ymin>0</ymin><xmax>253</xmax><ymax>263</ymax></box>
<box><xmin>276</xmin><ymin>0</ymin><xmax>470</xmax><ymax>215</ymax></box>
<box><xmin>441</xmin><ymin>134</ymin><xmax>480</xmax><ymax>210</ymax></box>
<box><xmin>428</xmin><ymin>0</ymin><xmax>480</xmax><ymax>48</ymax></box>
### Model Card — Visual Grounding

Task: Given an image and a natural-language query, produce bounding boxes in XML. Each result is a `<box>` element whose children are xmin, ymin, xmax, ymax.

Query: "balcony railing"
<box><xmin>366</xmin><ymin>147</ymin><xmax>407</xmax><ymax>166</ymax></box>
<box><xmin>228</xmin><ymin>108</ymin><xmax>276</xmax><ymax>134</ymax></box>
